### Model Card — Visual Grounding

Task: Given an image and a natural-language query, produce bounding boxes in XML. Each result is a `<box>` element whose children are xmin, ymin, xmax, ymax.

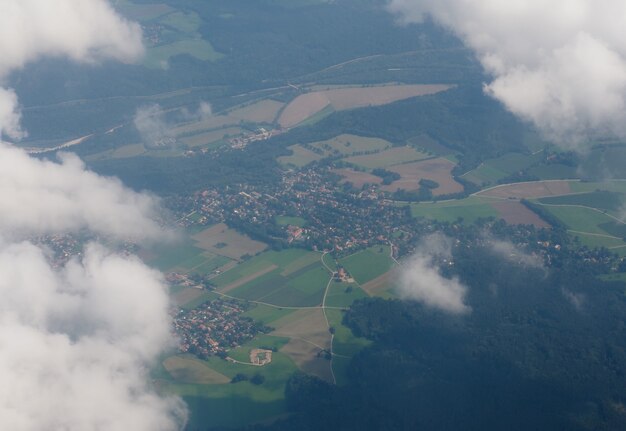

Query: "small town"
<box><xmin>172</xmin><ymin>298</ymin><xmax>266</xmax><ymax>359</ymax></box>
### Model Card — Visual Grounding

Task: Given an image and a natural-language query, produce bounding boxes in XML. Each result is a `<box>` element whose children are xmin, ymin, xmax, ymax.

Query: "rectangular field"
<box><xmin>192</xmin><ymin>223</ymin><xmax>267</xmax><ymax>260</ymax></box>
<box><xmin>339</xmin><ymin>246</ymin><xmax>395</xmax><ymax>285</ymax></box>
<box><xmin>211</xmin><ymin>249</ymin><xmax>329</xmax><ymax>307</ymax></box>
<box><xmin>491</xmin><ymin>201</ymin><xmax>550</xmax><ymax>228</ymax></box>
<box><xmin>477</xmin><ymin>180</ymin><xmax>574</xmax><ymax>199</ymax></box>
<box><xmin>539</xmin><ymin>191</ymin><xmax>625</xmax><ymax>213</ymax></box>
<box><xmin>410</xmin><ymin>196</ymin><xmax>499</xmax><ymax>223</ymax></box>
<box><xmin>345</xmin><ymin>146</ymin><xmax>429</xmax><ymax>169</ymax></box>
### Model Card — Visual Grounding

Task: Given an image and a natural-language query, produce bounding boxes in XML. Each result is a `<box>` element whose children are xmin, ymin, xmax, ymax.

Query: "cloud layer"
<box><xmin>0</xmin><ymin>0</ymin><xmax>143</xmax><ymax>140</ymax></box>
<box><xmin>389</xmin><ymin>0</ymin><xmax>626</xmax><ymax>147</ymax></box>
<box><xmin>0</xmin><ymin>144</ymin><xmax>162</xmax><ymax>240</ymax></box>
<box><xmin>0</xmin><ymin>1</ymin><xmax>186</xmax><ymax>429</ymax></box>
<box><xmin>397</xmin><ymin>234</ymin><xmax>470</xmax><ymax>314</ymax></box>
<box><xmin>0</xmin><ymin>242</ymin><xmax>187</xmax><ymax>430</ymax></box>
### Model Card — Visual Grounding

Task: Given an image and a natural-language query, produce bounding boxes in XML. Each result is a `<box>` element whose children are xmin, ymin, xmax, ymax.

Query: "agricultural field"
<box><xmin>462</xmin><ymin>153</ymin><xmax>544</xmax><ymax>186</ymax></box>
<box><xmin>580</xmin><ymin>145</ymin><xmax>626</xmax><ymax>179</ymax></box>
<box><xmin>144</xmin><ymin>35</ymin><xmax>223</xmax><ymax>70</ymax></box>
<box><xmin>192</xmin><ymin>223</ymin><xmax>267</xmax><ymax>260</ymax></box>
<box><xmin>528</xmin><ymin>164</ymin><xmax>579</xmax><ymax>180</ymax></box>
<box><xmin>538</xmin><ymin>191</ymin><xmax>625</xmax><ymax>214</ymax></box>
<box><xmin>333</xmin><ymin>168</ymin><xmax>382</xmax><ymax>189</ymax></box>
<box><xmin>278</xmin><ymin>134</ymin><xmax>393</xmax><ymax>168</ymax></box>
<box><xmin>179</xmin><ymin>127</ymin><xmax>243</xmax><ymax>148</ymax></box>
<box><xmin>339</xmin><ymin>246</ymin><xmax>396</xmax><ymax>285</ymax></box>
<box><xmin>162</xmin><ymin>355</ymin><xmax>230</xmax><ymax>385</ymax></box>
<box><xmin>345</xmin><ymin>146</ymin><xmax>430</xmax><ymax>170</ymax></box>
<box><xmin>361</xmin><ymin>269</ymin><xmax>399</xmax><ymax>296</ymax></box>
<box><xmin>277</xmin><ymin>145</ymin><xmax>324</xmax><ymax>167</ymax></box>
<box><xmin>382</xmin><ymin>158</ymin><xmax>464</xmax><ymax>195</ymax></box>
<box><xmin>324</xmin><ymin>281</ymin><xmax>369</xmax><ymax>308</ymax></box>
<box><xmin>241</xmin><ymin>304</ymin><xmax>296</xmax><ymax>325</ymax></box>
<box><xmin>491</xmin><ymin>201</ymin><xmax>550</xmax><ymax>228</ymax></box>
<box><xmin>538</xmin><ymin>205</ymin><xmax>619</xmax><ymax>235</ymax></box>
<box><xmin>477</xmin><ymin>180</ymin><xmax>574</xmax><ymax>199</ymax></box>
<box><xmin>278</xmin><ymin>84</ymin><xmax>453</xmax><ymax>128</ymax></box>
<box><xmin>133</xmin><ymin>5</ymin><xmax>224</xmax><ymax>69</ymax></box>
<box><xmin>271</xmin><ymin>309</ymin><xmax>333</xmax><ymax>381</ymax></box>
<box><xmin>325</xmin><ymin>309</ymin><xmax>372</xmax><ymax>385</ymax></box>
<box><xmin>168</xmin><ymin>350</ymin><xmax>298</xmax><ymax>429</ymax></box>
<box><xmin>569</xmin><ymin>180</ymin><xmax>626</xmax><ymax>194</ymax></box>
<box><xmin>173</xmin><ymin>99</ymin><xmax>284</xmax><ymax>138</ymax></box>
<box><xmin>211</xmin><ymin>249</ymin><xmax>329</xmax><ymax>307</ymax></box>
<box><xmin>410</xmin><ymin>196</ymin><xmax>499</xmax><ymax>223</ymax></box>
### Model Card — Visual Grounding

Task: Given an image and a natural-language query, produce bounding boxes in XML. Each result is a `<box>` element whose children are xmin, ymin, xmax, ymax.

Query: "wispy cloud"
<box><xmin>389</xmin><ymin>0</ymin><xmax>626</xmax><ymax>149</ymax></box>
<box><xmin>0</xmin><ymin>1</ymin><xmax>186</xmax><ymax>429</ymax></box>
<box><xmin>398</xmin><ymin>234</ymin><xmax>470</xmax><ymax>314</ymax></box>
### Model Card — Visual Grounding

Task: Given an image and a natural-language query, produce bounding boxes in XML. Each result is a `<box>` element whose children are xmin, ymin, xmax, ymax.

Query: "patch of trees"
<box><xmin>371</xmin><ymin>168</ymin><xmax>400</xmax><ymax>185</ymax></box>
<box><xmin>418</xmin><ymin>178</ymin><xmax>439</xmax><ymax>189</ymax></box>
<box><xmin>250</xmin><ymin>228</ymin><xmax>626</xmax><ymax>431</ymax></box>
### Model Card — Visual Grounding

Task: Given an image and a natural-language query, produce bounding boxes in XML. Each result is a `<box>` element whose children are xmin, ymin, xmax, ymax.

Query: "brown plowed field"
<box><xmin>492</xmin><ymin>201</ymin><xmax>550</xmax><ymax>228</ymax></box>
<box><xmin>332</xmin><ymin>168</ymin><xmax>382</xmax><ymax>188</ymax></box>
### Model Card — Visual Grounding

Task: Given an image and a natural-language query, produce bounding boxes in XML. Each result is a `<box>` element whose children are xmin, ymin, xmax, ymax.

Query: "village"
<box><xmin>172</xmin><ymin>297</ymin><xmax>266</xmax><ymax>359</ymax></box>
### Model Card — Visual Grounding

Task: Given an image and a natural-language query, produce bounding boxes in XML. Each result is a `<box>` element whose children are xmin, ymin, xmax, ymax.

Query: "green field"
<box><xmin>212</xmin><ymin>249</ymin><xmax>330</xmax><ymax>307</ymax></box>
<box><xmin>339</xmin><ymin>246</ymin><xmax>395</xmax><ymax>285</ymax></box>
<box><xmin>569</xmin><ymin>180</ymin><xmax>626</xmax><ymax>194</ymax></box>
<box><xmin>573</xmin><ymin>232</ymin><xmax>626</xmax><ymax>250</ymax></box>
<box><xmin>410</xmin><ymin>196</ymin><xmax>499</xmax><ymax>223</ymax></box>
<box><xmin>242</xmin><ymin>304</ymin><xmax>296</xmax><ymax>325</ymax></box>
<box><xmin>144</xmin><ymin>39</ymin><xmax>223</xmax><ymax>68</ymax></box>
<box><xmin>528</xmin><ymin>164</ymin><xmax>579</xmax><ymax>180</ymax></box>
<box><xmin>230</xmin><ymin>265</ymin><xmax>329</xmax><ymax>307</ymax></box>
<box><xmin>325</xmin><ymin>281</ymin><xmax>368</xmax><ymax>308</ymax></box>
<box><xmin>538</xmin><ymin>191</ymin><xmax>625</xmax><ymax>213</ymax></box>
<box><xmin>148</xmin><ymin>241</ymin><xmax>205</xmax><ymax>271</ymax></box>
<box><xmin>146</xmin><ymin>235</ymin><xmax>233</xmax><ymax>274</ymax></box>
<box><xmin>539</xmin><ymin>204</ymin><xmax>619</xmax><ymax>235</ymax></box>
<box><xmin>212</xmin><ymin>249</ymin><xmax>320</xmax><ymax>287</ymax></box>
<box><xmin>326</xmin><ymin>308</ymin><xmax>371</xmax><ymax>385</ymax></box>
<box><xmin>463</xmin><ymin>152</ymin><xmax>543</xmax><ymax>185</ymax></box>
<box><xmin>167</xmin><ymin>350</ymin><xmax>298</xmax><ymax>429</ymax></box>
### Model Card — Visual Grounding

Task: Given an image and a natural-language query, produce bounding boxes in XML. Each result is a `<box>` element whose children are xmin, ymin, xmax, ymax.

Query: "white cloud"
<box><xmin>397</xmin><ymin>234</ymin><xmax>470</xmax><ymax>314</ymax></box>
<box><xmin>134</xmin><ymin>104</ymin><xmax>175</xmax><ymax>147</ymax></box>
<box><xmin>490</xmin><ymin>239</ymin><xmax>543</xmax><ymax>268</ymax></box>
<box><xmin>0</xmin><ymin>242</ymin><xmax>187</xmax><ymax>430</ymax></box>
<box><xmin>388</xmin><ymin>0</ymin><xmax>626</xmax><ymax>148</ymax></box>
<box><xmin>134</xmin><ymin>101</ymin><xmax>214</xmax><ymax>146</ymax></box>
<box><xmin>0</xmin><ymin>2</ymin><xmax>187</xmax><ymax>429</ymax></box>
<box><xmin>0</xmin><ymin>144</ymin><xmax>163</xmax><ymax>241</ymax></box>
<box><xmin>0</xmin><ymin>0</ymin><xmax>143</xmax><ymax>140</ymax></box>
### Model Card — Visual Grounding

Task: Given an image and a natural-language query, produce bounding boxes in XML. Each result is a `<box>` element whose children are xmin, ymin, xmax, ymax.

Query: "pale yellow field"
<box><xmin>193</xmin><ymin>223</ymin><xmax>267</xmax><ymax>260</ymax></box>
<box><xmin>279</xmin><ymin>84</ymin><xmax>452</xmax><ymax>128</ymax></box>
